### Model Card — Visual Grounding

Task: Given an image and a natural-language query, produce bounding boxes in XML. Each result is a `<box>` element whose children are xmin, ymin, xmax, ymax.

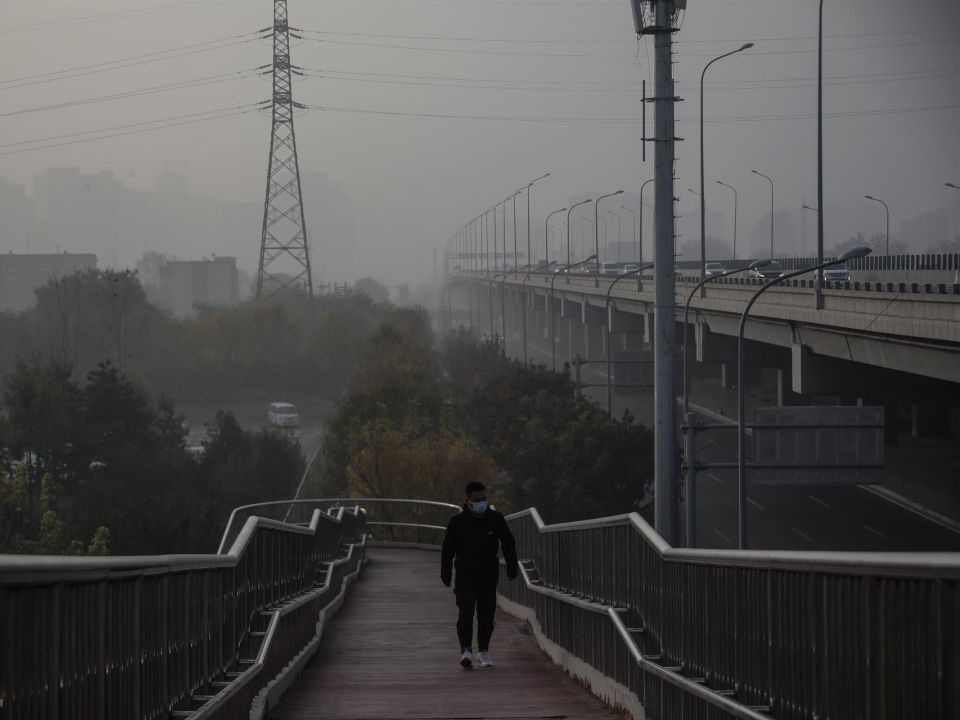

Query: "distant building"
<box><xmin>0</xmin><ymin>253</ymin><xmax>98</xmax><ymax>312</ymax></box>
<box><xmin>159</xmin><ymin>256</ymin><xmax>239</xmax><ymax>317</ymax></box>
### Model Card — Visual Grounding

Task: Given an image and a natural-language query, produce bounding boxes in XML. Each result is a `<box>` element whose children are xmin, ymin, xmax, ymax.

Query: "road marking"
<box><xmin>808</xmin><ymin>494</ymin><xmax>831</xmax><ymax>509</ymax></box>
<box><xmin>862</xmin><ymin>524</ymin><xmax>888</xmax><ymax>540</ymax></box>
<box><xmin>713</xmin><ymin>528</ymin><xmax>733</xmax><ymax>544</ymax></box>
<box><xmin>707</xmin><ymin>472</ymin><xmax>724</xmax><ymax>485</ymax></box>
<box><xmin>792</xmin><ymin>527</ymin><xmax>814</xmax><ymax>543</ymax></box>
<box><xmin>747</xmin><ymin>497</ymin><xmax>764</xmax><ymax>511</ymax></box>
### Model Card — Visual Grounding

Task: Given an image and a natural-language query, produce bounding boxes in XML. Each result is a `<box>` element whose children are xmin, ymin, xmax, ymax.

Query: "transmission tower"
<box><xmin>257</xmin><ymin>0</ymin><xmax>313</xmax><ymax>299</ymax></box>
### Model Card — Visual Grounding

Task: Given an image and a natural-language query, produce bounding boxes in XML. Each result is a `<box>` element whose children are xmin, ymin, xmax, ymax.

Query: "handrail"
<box><xmin>503</xmin><ymin>506</ymin><xmax>960</xmax><ymax>720</ymax></box>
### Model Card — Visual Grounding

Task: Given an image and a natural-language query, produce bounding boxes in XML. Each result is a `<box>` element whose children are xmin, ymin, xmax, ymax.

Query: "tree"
<box><xmin>831</xmin><ymin>232</ymin><xmax>907</xmax><ymax>256</ymax></box>
<box><xmin>354</xmin><ymin>277</ymin><xmax>390</xmax><ymax>304</ymax></box>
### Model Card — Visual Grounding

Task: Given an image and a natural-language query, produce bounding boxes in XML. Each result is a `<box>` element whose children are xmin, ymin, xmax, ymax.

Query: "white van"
<box><xmin>267</xmin><ymin>402</ymin><xmax>300</xmax><ymax>428</ymax></box>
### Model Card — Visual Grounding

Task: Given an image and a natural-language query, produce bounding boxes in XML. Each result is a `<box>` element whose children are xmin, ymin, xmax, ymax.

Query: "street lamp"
<box><xmin>620</xmin><ymin>206</ymin><xmax>636</xmax><ymax>262</ymax></box>
<box><xmin>735</xmin><ymin>245</ymin><xmax>872</xmax><ymax>549</ymax></box>
<box><xmin>947</xmin><ymin>183</ymin><xmax>960</xmax><ymax>190</ymax></box>
<box><xmin>566</xmin><ymin>199</ymin><xmax>592</xmax><ymax>284</ymax></box>
<box><xmin>606</xmin><ymin>263</ymin><xmax>653</xmax><ymax>415</ymax></box>
<box><xmin>511</xmin><ymin>189</ymin><xmax>522</xmax><ymax>271</ymax></box>
<box><xmin>597</xmin><ymin>215</ymin><xmax>607</xmax><ymax>261</ymax></box>
<box><xmin>595</xmin><ymin>190</ymin><xmax>623</xmax><ymax>286</ymax></box>
<box><xmin>523</xmin><ymin>173</ymin><xmax>550</xmax><ymax>267</ymax></box>
<box><xmin>716</xmin><ymin>180</ymin><xmax>738</xmax><ymax>260</ymax></box>
<box><xmin>551</xmin><ymin>254</ymin><xmax>597</xmax><ymax>371</ymax></box>
<box><xmin>640</xmin><ymin>178</ymin><xmax>654</xmax><ymax>264</ymax></box>
<box><xmin>681</xmin><ymin>258</ymin><xmax>770</xmax><ymax>548</ymax></box>
<box><xmin>751</xmin><ymin>169</ymin><xmax>774</xmax><ymax>258</ymax></box>
<box><xmin>522</xmin><ymin>260</ymin><xmax>557</xmax><ymax>365</ymax></box>
<box><xmin>865</xmin><ymin>195</ymin><xmax>890</xmax><ymax>256</ymax></box>
<box><xmin>607</xmin><ymin>209</ymin><xmax>622</xmax><ymax>263</ymax></box>
<box><xmin>544</xmin><ymin>207</ymin><xmax>567</xmax><ymax>277</ymax></box>
<box><xmin>701</xmin><ymin>44</ymin><xmax>753</xmax><ymax>280</ymax></box>
<box><xmin>817</xmin><ymin>0</ymin><xmax>825</xmax><ymax>309</ymax></box>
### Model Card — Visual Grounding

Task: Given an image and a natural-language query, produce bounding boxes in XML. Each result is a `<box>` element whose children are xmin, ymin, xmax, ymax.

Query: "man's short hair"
<box><xmin>465</xmin><ymin>481</ymin><xmax>486</xmax><ymax>497</ymax></box>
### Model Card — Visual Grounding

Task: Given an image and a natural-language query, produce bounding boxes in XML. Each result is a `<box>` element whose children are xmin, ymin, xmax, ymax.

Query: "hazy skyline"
<box><xmin>0</xmin><ymin>0</ymin><xmax>957</xmax><ymax>282</ymax></box>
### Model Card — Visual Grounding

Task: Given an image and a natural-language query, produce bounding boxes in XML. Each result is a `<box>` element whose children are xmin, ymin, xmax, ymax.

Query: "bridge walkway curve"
<box><xmin>270</xmin><ymin>547</ymin><xmax>618</xmax><ymax>720</ymax></box>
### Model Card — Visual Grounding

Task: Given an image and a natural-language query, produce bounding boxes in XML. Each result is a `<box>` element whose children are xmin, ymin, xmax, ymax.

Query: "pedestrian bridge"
<box><xmin>2</xmin><ymin>499</ymin><xmax>957</xmax><ymax>719</ymax></box>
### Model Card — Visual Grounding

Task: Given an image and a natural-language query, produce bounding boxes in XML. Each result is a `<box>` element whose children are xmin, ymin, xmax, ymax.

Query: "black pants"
<box><xmin>455</xmin><ymin>577</ymin><xmax>497</xmax><ymax>651</ymax></box>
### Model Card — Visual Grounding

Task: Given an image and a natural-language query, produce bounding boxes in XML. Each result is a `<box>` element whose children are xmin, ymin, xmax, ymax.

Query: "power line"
<box><xmin>301</xmin><ymin>101</ymin><xmax>960</xmax><ymax>125</ymax></box>
<box><xmin>0</xmin><ymin>107</ymin><xmax>256</xmax><ymax>158</ymax></box>
<box><xmin>0</xmin><ymin>33</ymin><xmax>259</xmax><ymax>91</ymax></box>
<box><xmin>304</xmin><ymin>27</ymin><xmax>960</xmax><ymax>46</ymax></box>
<box><xmin>0</xmin><ymin>0</ymin><xmax>248</xmax><ymax>35</ymax></box>
<box><xmin>0</xmin><ymin>70</ymin><xmax>259</xmax><ymax>119</ymax></box>
<box><xmin>0</xmin><ymin>104</ymin><xmax>259</xmax><ymax>151</ymax></box>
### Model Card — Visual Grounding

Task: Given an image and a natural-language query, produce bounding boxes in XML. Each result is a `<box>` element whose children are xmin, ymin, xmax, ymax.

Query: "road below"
<box><xmin>523</xmin><ymin>341</ymin><xmax>960</xmax><ymax>551</ymax></box>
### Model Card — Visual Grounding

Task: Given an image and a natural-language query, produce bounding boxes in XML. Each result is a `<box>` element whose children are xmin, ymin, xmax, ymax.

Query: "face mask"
<box><xmin>470</xmin><ymin>500</ymin><xmax>488</xmax><ymax>514</ymax></box>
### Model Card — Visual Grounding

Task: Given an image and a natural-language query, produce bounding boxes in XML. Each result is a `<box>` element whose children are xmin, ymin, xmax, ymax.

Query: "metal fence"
<box><xmin>500</xmin><ymin>508</ymin><xmax>960</xmax><ymax>720</ymax></box>
<box><xmin>0</xmin><ymin>505</ymin><xmax>365</xmax><ymax>720</ymax></box>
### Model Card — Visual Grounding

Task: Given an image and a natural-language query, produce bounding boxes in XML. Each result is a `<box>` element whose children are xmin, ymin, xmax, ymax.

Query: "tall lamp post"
<box><xmin>817</xmin><ymin>0</ymin><xmax>825</xmax><ymax>309</ymax></box>
<box><xmin>595</xmin><ymin>190</ymin><xmax>623</xmax><ymax>286</ymax></box>
<box><xmin>716</xmin><ymin>180</ymin><xmax>738</xmax><ymax>260</ymax></box>
<box><xmin>607</xmin><ymin>209</ymin><xmax>622</xmax><ymax>263</ymax></box>
<box><xmin>640</xmin><ymin>178</ymin><xmax>654</xmax><ymax>264</ymax></box>
<box><xmin>566</xmin><ymin>199</ymin><xmax>592</xmax><ymax>284</ymax></box>
<box><xmin>606</xmin><ymin>263</ymin><xmax>653</xmax><ymax>415</ymax></box>
<box><xmin>751</xmin><ymin>169</ymin><xmax>774</xmax><ymax>258</ymax></box>
<box><xmin>544</xmin><ymin>207</ymin><xmax>567</xmax><ymax>276</ymax></box>
<box><xmin>865</xmin><ymin>195</ymin><xmax>890</xmax><ymax>256</ymax></box>
<box><xmin>700</xmin><ymin>44</ymin><xmax>753</xmax><ymax>278</ymax></box>
<box><xmin>551</xmin><ymin>254</ymin><xmax>597</xmax><ymax>371</ymax></box>
<box><xmin>522</xmin><ymin>173</ymin><xmax>550</xmax><ymax>266</ymax></box>
<box><xmin>736</xmin><ymin>245</ymin><xmax>872</xmax><ymax>549</ymax></box>
<box><xmin>522</xmin><ymin>260</ymin><xmax>556</xmax><ymax>365</ymax></box>
<box><xmin>681</xmin><ymin>258</ymin><xmax>770</xmax><ymax>547</ymax></box>
<box><xmin>620</xmin><ymin>206</ymin><xmax>636</xmax><ymax>262</ymax></box>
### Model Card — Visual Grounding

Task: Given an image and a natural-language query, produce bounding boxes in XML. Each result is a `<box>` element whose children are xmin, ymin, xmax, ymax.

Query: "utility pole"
<box><xmin>257</xmin><ymin>0</ymin><xmax>312</xmax><ymax>299</ymax></box>
<box><xmin>633</xmin><ymin>0</ymin><xmax>682</xmax><ymax>546</ymax></box>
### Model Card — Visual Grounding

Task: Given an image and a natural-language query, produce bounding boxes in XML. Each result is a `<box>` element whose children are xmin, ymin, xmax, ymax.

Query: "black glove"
<box><xmin>441</xmin><ymin>573</ymin><xmax>452</xmax><ymax>587</ymax></box>
<box><xmin>507</xmin><ymin>567</ymin><xmax>518</xmax><ymax>581</ymax></box>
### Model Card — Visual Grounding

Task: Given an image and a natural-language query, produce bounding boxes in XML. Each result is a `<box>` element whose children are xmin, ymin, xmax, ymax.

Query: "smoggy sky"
<box><xmin>0</xmin><ymin>0</ymin><xmax>958</xmax><ymax>282</ymax></box>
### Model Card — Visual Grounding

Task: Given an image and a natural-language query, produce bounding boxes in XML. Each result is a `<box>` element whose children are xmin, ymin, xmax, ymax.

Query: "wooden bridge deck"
<box><xmin>269</xmin><ymin>547</ymin><xmax>620</xmax><ymax>720</ymax></box>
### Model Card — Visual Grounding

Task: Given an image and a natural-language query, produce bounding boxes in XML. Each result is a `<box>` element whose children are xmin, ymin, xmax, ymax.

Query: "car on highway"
<box><xmin>751</xmin><ymin>261</ymin><xmax>784</xmax><ymax>280</ymax></box>
<box><xmin>580</xmin><ymin>263</ymin><xmax>599</xmax><ymax>275</ymax></box>
<box><xmin>622</xmin><ymin>263</ymin><xmax>641</xmax><ymax>274</ymax></box>
<box><xmin>600</xmin><ymin>262</ymin><xmax>620</xmax><ymax>276</ymax></box>
<box><xmin>820</xmin><ymin>265</ymin><xmax>850</xmax><ymax>282</ymax></box>
<box><xmin>704</xmin><ymin>262</ymin><xmax>726</xmax><ymax>277</ymax></box>
<box><xmin>267</xmin><ymin>402</ymin><xmax>300</xmax><ymax>428</ymax></box>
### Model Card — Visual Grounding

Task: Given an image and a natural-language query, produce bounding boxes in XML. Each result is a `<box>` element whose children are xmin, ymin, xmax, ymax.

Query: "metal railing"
<box><xmin>220</xmin><ymin>498</ymin><xmax>460</xmax><ymax>551</ymax></box>
<box><xmin>499</xmin><ymin>507</ymin><xmax>960</xmax><ymax>720</ymax></box>
<box><xmin>0</xmin><ymin>504</ymin><xmax>365</xmax><ymax>720</ymax></box>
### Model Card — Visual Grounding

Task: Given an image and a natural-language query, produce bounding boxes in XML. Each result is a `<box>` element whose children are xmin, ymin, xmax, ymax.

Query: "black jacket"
<box><xmin>441</xmin><ymin>505</ymin><xmax>519</xmax><ymax>586</ymax></box>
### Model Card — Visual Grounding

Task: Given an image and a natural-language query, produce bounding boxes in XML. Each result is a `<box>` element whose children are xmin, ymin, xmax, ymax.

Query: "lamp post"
<box><xmin>681</xmin><ymin>258</ymin><xmax>770</xmax><ymax>547</ymax></box>
<box><xmin>607</xmin><ymin>209</ymin><xmax>622</xmax><ymax>263</ymax></box>
<box><xmin>597</xmin><ymin>215</ymin><xmax>607</xmax><ymax>262</ymax></box>
<box><xmin>700</xmin><ymin>44</ymin><xmax>752</xmax><ymax>278</ymax></box>
<box><xmin>817</xmin><ymin>0</ymin><xmax>825</xmax><ymax>309</ymax></box>
<box><xmin>751</xmin><ymin>169</ymin><xmax>774</xmax><ymax>258</ymax></box>
<box><xmin>716</xmin><ymin>180</ymin><xmax>738</xmax><ymax>260</ymax></box>
<box><xmin>523</xmin><ymin>173</ymin><xmax>550</xmax><ymax>266</ymax></box>
<box><xmin>544</xmin><ymin>207</ymin><xmax>567</xmax><ymax>276</ymax></box>
<box><xmin>802</xmin><ymin>204</ymin><xmax>818</xmax><ymax>262</ymax></box>
<box><xmin>566</xmin><ymin>199</ymin><xmax>592</xmax><ymax>284</ymax></box>
<box><xmin>640</xmin><ymin>178</ymin><xmax>654</xmax><ymax>264</ymax></box>
<box><xmin>620</xmin><ymin>206</ymin><xmax>636</xmax><ymax>262</ymax></box>
<box><xmin>522</xmin><ymin>260</ymin><xmax>557</xmax><ymax>365</ymax></box>
<box><xmin>551</xmin><ymin>254</ymin><xmax>597</xmax><ymax>371</ymax></box>
<box><xmin>736</xmin><ymin>245</ymin><xmax>872</xmax><ymax>549</ymax></box>
<box><xmin>865</xmin><ymin>195</ymin><xmax>890</xmax><ymax>256</ymax></box>
<box><xmin>511</xmin><ymin>189</ymin><xmax>522</xmax><ymax>271</ymax></box>
<box><xmin>606</xmin><ymin>263</ymin><xmax>653</xmax><ymax>415</ymax></box>
<box><xmin>595</xmin><ymin>190</ymin><xmax>624</xmax><ymax>286</ymax></box>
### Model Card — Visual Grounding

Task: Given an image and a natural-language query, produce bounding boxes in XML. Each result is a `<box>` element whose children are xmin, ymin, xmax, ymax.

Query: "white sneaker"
<box><xmin>460</xmin><ymin>648</ymin><xmax>474</xmax><ymax>669</ymax></box>
<box><xmin>477</xmin><ymin>650</ymin><xmax>493</xmax><ymax>667</ymax></box>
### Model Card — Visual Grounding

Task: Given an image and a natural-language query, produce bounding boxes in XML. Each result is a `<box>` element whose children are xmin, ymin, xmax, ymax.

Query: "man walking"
<box><xmin>441</xmin><ymin>481</ymin><xmax>518</xmax><ymax>669</ymax></box>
